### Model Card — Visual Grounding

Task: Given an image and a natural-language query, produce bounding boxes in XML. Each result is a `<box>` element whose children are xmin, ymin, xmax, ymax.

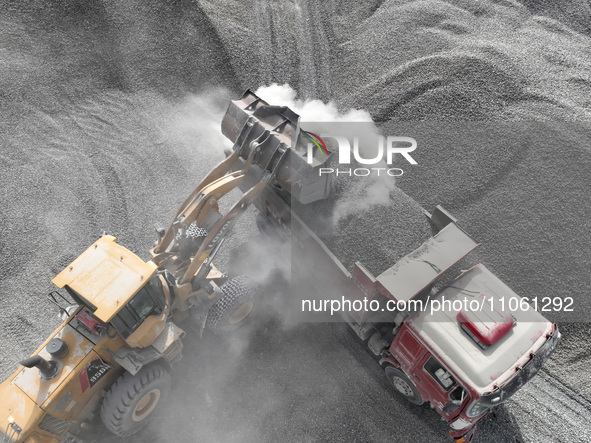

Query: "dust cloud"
<box><xmin>255</xmin><ymin>83</ymin><xmax>402</xmax><ymax>224</ymax></box>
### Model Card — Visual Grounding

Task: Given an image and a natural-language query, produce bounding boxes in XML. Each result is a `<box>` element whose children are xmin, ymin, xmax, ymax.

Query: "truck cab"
<box><xmin>386</xmin><ymin>263</ymin><xmax>560</xmax><ymax>441</ymax></box>
<box><xmin>339</xmin><ymin>219</ymin><xmax>559</xmax><ymax>442</ymax></box>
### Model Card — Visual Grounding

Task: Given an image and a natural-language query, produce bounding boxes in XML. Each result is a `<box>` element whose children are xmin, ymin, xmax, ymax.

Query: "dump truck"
<box><xmin>222</xmin><ymin>91</ymin><xmax>561</xmax><ymax>442</ymax></box>
<box><xmin>0</xmin><ymin>96</ymin><xmax>326</xmax><ymax>442</ymax></box>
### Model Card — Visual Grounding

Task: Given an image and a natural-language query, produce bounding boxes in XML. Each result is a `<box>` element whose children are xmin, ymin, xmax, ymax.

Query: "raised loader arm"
<box><xmin>150</xmin><ymin>90</ymin><xmax>331</xmax><ymax>289</ymax></box>
<box><xmin>150</xmin><ymin>120</ymin><xmax>282</xmax><ymax>285</ymax></box>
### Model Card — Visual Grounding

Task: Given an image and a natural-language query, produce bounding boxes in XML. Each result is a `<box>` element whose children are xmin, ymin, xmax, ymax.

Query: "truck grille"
<box><xmin>37</xmin><ymin>414</ymin><xmax>70</xmax><ymax>436</ymax></box>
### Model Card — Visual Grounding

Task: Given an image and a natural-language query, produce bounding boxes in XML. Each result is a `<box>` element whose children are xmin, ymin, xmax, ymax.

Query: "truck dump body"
<box><xmin>375</xmin><ymin>222</ymin><xmax>479</xmax><ymax>303</ymax></box>
<box><xmin>290</xmin><ymin>173</ymin><xmax>433</xmax><ymax>276</ymax></box>
<box><xmin>222</xmin><ymin>91</ymin><xmax>433</xmax><ymax>277</ymax></box>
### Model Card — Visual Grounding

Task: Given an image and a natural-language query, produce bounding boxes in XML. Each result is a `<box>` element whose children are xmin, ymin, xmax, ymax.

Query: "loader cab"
<box><xmin>63</xmin><ymin>274</ymin><xmax>168</xmax><ymax>346</ymax></box>
<box><xmin>109</xmin><ymin>276</ymin><xmax>166</xmax><ymax>339</ymax></box>
<box><xmin>52</xmin><ymin>235</ymin><xmax>170</xmax><ymax>348</ymax></box>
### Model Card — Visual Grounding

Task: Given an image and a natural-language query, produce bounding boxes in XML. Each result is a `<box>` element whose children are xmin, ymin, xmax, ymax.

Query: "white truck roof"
<box><xmin>407</xmin><ymin>264</ymin><xmax>554</xmax><ymax>392</ymax></box>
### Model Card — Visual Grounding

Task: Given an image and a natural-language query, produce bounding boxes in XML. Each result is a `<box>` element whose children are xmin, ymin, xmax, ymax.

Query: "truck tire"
<box><xmin>100</xmin><ymin>362</ymin><xmax>171</xmax><ymax>437</ymax></box>
<box><xmin>385</xmin><ymin>366</ymin><xmax>424</xmax><ymax>405</ymax></box>
<box><xmin>206</xmin><ymin>275</ymin><xmax>255</xmax><ymax>334</ymax></box>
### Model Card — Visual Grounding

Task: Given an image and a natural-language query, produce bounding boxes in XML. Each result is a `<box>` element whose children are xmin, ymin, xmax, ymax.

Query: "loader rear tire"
<box><xmin>206</xmin><ymin>275</ymin><xmax>255</xmax><ymax>334</ymax></box>
<box><xmin>385</xmin><ymin>366</ymin><xmax>424</xmax><ymax>405</ymax></box>
<box><xmin>100</xmin><ymin>362</ymin><xmax>171</xmax><ymax>437</ymax></box>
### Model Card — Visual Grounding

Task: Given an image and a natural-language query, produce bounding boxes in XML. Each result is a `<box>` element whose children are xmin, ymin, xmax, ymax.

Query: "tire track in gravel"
<box><xmin>442</xmin><ymin>129</ymin><xmax>533</xmax><ymax>211</ymax></box>
<box><xmin>294</xmin><ymin>0</ymin><xmax>332</xmax><ymax>100</ymax></box>
<box><xmin>42</xmin><ymin>127</ymin><xmax>102</xmax><ymax>235</ymax></box>
<box><xmin>504</xmin><ymin>371</ymin><xmax>591</xmax><ymax>442</ymax></box>
<box><xmin>73</xmin><ymin>98</ymin><xmax>134</xmax><ymax>230</ymax></box>
<box><xmin>254</xmin><ymin>0</ymin><xmax>278</xmax><ymax>83</ymax></box>
<box><xmin>251</xmin><ymin>0</ymin><xmax>301</xmax><ymax>90</ymax></box>
<box><xmin>60</xmin><ymin>91</ymin><xmax>170</xmax><ymax>241</ymax></box>
<box><xmin>62</xmin><ymin>105</ymin><xmax>131</xmax><ymax>236</ymax></box>
<box><xmin>252</xmin><ymin>0</ymin><xmax>331</xmax><ymax>99</ymax></box>
<box><xmin>88</xmin><ymin>153</ymin><xmax>130</xmax><ymax>234</ymax></box>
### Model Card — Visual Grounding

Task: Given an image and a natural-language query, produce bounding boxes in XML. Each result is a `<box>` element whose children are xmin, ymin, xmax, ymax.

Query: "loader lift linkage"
<box><xmin>0</xmin><ymin>93</ymin><xmax>328</xmax><ymax>443</ymax></box>
<box><xmin>149</xmin><ymin>114</ymin><xmax>292</xmax><ymax>334</ymax></box>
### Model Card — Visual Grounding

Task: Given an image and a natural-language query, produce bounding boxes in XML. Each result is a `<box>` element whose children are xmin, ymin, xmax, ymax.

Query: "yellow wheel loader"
<box><xmin>0</xmin><ymin>93</ymin><xmax>331</xmax><ymax>443</ymax></box>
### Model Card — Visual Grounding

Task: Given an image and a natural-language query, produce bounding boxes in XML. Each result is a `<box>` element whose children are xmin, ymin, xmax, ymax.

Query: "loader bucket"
<box><xmin>221</xmin><ymin>90</ymin><xmax>332</xmax><ymax>204</ymax></box>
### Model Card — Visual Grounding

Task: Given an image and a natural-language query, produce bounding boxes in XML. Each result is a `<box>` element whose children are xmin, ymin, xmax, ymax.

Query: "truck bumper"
<box><xmin>450</xmin><ymin>424</ymin><xmax>477</xmax><ymax>442</ymax></box>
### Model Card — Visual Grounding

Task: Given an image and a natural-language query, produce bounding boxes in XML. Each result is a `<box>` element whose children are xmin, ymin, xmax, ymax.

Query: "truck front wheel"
<box><xmin>385</xmin><ymin>366</ymin><xmax>424</xmax><ymax>405</ymax></box>
<box><xmin>100</xmin><ymin>362</ymin><xmax>171</xmax><ymax>436</ymax></box>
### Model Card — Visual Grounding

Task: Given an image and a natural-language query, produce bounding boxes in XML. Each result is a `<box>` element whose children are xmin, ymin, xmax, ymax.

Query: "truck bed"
<box><xmin>290</xmin><ymin>171</ymin><xmax>432</xmax><ymax>277</ymax></box>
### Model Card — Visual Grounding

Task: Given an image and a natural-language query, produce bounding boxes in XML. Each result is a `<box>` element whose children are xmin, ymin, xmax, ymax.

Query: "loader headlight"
<box><xmin>466</xmin><ymin>400</ymin><xmax>488</xmax><ymax>417</ymax></box>
<box><xmin>3</xmin><ymin>416</ymin><xmax>22</xmax><ymax>441</ymax></box>
<box><xmin>8</xmin><ymin>417</ymin><xmax>21</xmax><ymax>433</ymax></box>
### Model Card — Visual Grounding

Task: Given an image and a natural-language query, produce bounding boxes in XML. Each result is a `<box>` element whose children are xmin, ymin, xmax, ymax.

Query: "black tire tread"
<box><xmin>206</xmin><ymin>275</ymin><xmax>255</xmax><ymax>334</ymax></box>
<box><xmin>384</xmin><ymin>365</ymin><xmax>424</xmax><ymax>406</ymax></box>
<box><xmin>100</xmin><ymin>362</ymin><xmax>171</xmax><ymax>436</ymax></box>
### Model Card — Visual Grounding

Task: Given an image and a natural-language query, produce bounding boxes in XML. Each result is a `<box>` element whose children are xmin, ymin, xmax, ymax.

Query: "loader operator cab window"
<box><xmin>110</xmin><ymin>276</ymin><xmax>166</xmax><ymax>339</ymax></box>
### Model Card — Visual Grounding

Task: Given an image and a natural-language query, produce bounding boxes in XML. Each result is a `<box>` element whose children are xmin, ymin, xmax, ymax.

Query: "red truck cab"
<box><xmin>382</xmin><ymin>263</ymin><xmax>560</xmax><ymax>441</ymax></box>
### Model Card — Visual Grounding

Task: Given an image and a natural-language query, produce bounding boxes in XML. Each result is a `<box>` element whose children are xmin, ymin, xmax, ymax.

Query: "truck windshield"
<box><xmin>110</xmin><ymin>276</ymin><xmax>166</xmax><ymax>338</ymax></box>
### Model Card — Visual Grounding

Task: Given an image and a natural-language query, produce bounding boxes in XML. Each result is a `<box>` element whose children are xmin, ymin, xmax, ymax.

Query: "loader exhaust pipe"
<box><xmin>20</xmin><ymin>355</ymin><xmax>61</xmax><ymax>380</ymax></box>
<box><xmin>221</xmin><ymin>90</ymin><xmax>332</xmax><ymax>204</ymax></box>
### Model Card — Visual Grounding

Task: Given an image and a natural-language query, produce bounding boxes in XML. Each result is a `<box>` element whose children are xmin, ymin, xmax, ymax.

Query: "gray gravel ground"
<box><xmin>1</xmin><ymin>1</ymin><xmax>590</xmax><ymax>442</ymax></box>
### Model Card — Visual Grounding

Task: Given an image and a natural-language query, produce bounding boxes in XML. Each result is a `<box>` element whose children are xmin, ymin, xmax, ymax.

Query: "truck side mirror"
<box><xmin>442</xmin><ymin>399</ymin><xmax>463</xmax><ymax>414</ymax></box>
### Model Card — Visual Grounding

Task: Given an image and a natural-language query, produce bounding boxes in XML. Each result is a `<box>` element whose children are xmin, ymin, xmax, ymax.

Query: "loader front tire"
<box><xmin>385</xmin><ymin>366</ymin><xmax>424</xmax><ymax>405</ymax></box>
<box><xmin>100</xmin><ymin>362</ymin><xmax>171</xmax><ymax>437</ymax></box>
<box><xmin>206</xmin><ymin>275</ymin><xmax>255</xmax><ymax>334</ymax></box>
